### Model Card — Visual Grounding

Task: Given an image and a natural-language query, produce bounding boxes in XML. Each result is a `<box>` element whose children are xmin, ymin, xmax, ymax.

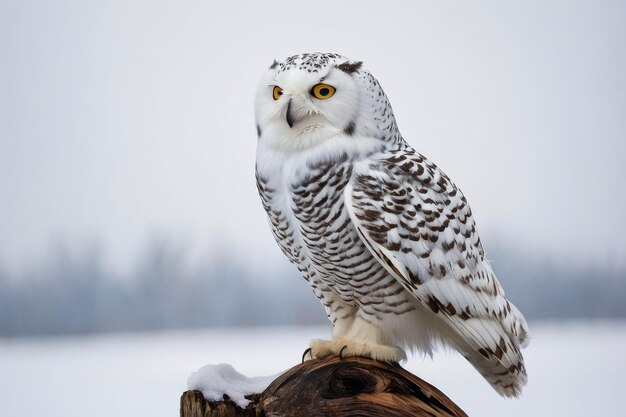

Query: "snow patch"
<box><xmin>187</xmin><ymin>363</ymin><xmax>283</xmax><ymax>407</ymax></box>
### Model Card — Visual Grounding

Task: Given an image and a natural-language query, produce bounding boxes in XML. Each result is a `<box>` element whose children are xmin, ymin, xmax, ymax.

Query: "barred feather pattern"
<box><xmin>256</xmin><ymin>144</ymin><xmax>529</xmax><ymax>397</ymax></box>
<box><xmin>346</xmin><ymin>144</ymin><xmax>529</xmax><ymax>396</ymax></box>
<box><xmin>256</xmin><ymin>152</ymin><xmax>416</xmax><ymax>326</ymax></box>
<box><xmin>254</xmin><ymin>52</ymin><xmax>529</xmax><ymax>397</ymax></box>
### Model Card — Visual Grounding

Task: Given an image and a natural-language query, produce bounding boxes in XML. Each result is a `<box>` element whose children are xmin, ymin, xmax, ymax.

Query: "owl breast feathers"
<box><xmin>255</xmin><ymin>52</ymin><xmax>529</xmax><ymax>397</ymax></box>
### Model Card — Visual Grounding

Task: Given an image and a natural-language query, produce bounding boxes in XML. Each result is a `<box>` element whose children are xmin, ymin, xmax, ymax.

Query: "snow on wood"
<box><xmin>182</xmin><ymin>356</ymin><xmax>468</xmax><ymax>417</ymax></box>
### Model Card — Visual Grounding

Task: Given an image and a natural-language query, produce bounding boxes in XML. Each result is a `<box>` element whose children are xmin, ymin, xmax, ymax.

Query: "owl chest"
<box><xmin>290</xmin><ymin>165</ymin><xmax>353</xmax><ymax>256</ymax></box>
<box><xmin>263</xmin><ymin>162</ymin><xmax>363</xmax><ymax>272</ymax></box>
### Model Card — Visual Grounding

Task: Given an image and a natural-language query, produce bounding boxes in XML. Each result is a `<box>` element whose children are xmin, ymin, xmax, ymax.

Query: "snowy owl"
<box><xmin>254</xmin><ymin>53</ymin><xmax>529</xmax><ymax>397</ymax></box>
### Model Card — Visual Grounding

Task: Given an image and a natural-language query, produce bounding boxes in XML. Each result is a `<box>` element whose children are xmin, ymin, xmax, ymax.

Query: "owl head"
<box><xmin>255</xmin><ymin>53</ymin><xmax>400</xmax><ymax>152</ymax></box>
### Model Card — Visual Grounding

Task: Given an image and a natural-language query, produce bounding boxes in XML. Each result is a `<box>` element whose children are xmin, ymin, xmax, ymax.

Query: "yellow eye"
<box><xmin>310</xmin><ymin>83</ymin><xmax>336</xmax><ymax>100</ymax></box>
<box><xmin>272</xmin><ymin>86</ymin><xmax>283</xmax><ymax>100</ymax></box>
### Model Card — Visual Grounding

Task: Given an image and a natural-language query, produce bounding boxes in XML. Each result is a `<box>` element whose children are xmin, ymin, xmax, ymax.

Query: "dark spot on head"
<box><xmin>336</xmin><ymin>61</ymin><xmax>363</xmax><ymax>74</ymax></box>
<box><xmin>269</xmin><ymin>60</ymin><xmax>278</xmax><ymax>69</ymax></box>
<box><xmin>343</xmin><ymin>120</ymin><xmax>355</xmax><ymax>136</ymax></box>
<box><xmin>256</xmin><ymin>124</ymin><xmax>262</xmax><ymax>138</ymax></box>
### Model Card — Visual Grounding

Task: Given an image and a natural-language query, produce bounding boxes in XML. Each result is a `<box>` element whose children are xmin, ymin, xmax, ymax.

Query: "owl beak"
<box><xmin>286</xmin><ymin>99</ymin><xmax>295</xmax><ymax>128</ymax></box>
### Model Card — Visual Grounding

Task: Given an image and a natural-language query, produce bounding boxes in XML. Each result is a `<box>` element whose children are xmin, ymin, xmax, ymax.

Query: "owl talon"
<box><xmin>339</xmin><ymin>345</ymin><xmax>348</xmax><ymax>360</ymax></box>
<box><xmin>302</xmin><ymin>347</ymin><xmax>312</xmax><ymax>363</ymax></box>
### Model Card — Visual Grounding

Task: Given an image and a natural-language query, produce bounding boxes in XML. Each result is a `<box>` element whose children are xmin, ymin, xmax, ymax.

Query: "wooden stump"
<box><xmin>181</xmin><ymin>356</ymin><xmax>468</xmax><ymax>417</ymax></box>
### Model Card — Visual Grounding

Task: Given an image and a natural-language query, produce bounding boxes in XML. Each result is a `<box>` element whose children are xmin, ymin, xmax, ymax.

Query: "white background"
<box><xmin>1</xmin><ymin>0</ymin><xmax>625</xmax><ymax>274</ymax></box>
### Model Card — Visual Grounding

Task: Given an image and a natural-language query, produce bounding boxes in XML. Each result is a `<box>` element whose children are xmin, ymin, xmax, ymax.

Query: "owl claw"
<box><xmin>302</xmin><ymin>347</ymin><xmax>312</xmax><ymax>363</ymax></box>
<box><xmin>339</xmin><ymin>345</ymin><xmax>348</xmax><ymax>360</ymax></box>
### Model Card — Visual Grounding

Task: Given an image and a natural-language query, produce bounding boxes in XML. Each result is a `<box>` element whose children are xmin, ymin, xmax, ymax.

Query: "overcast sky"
<box><xmin>0</xmin><ymin>0</ymin><xmax>624</xmax><ymax>274</ymax></box>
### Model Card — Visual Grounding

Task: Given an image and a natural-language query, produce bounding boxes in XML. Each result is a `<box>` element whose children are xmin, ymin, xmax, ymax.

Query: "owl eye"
<box><xmin>272</xmin><ymin>86</ymin><xmax>283</xmax><ymax>100</ymax></box>
<box><xmin>310</xmin><ymin>83</ymin><xmax>336</xmax><ymax>100</ymax></box>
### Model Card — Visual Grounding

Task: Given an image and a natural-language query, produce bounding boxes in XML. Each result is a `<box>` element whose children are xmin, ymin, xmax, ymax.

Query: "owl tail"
<box><xmin>445</xmin><ymin>317</ymin><xmax>528</xmax><ymax>398</ymax></box>
<box><xmin>462</xmin><ymin>338</ymin><xmax>527</xmax><ymax>398</ymax></box>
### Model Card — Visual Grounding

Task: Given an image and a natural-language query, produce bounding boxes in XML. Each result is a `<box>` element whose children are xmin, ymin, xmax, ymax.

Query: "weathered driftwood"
<box><xmin>180</xmin><ymin>356</ymin><xmax>468</xmax><ymax>417</ymax></box>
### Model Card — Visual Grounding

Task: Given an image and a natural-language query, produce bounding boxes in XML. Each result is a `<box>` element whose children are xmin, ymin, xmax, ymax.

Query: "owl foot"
<box><xmin>301</xmin><ymin>347</ymin><xmax>312</xmax><ymax>363</ymax></box>
<box><xmin>309</xmin><ymin>338</ymin><xmax>406</xmax><ymax>363</ymax></box>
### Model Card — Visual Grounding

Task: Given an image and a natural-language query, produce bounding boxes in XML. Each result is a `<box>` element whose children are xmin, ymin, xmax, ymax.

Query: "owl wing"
<box><xmin>345</xmin><ymin>147</ymin><xmax>529</xmax><ymax>397</ymax></box>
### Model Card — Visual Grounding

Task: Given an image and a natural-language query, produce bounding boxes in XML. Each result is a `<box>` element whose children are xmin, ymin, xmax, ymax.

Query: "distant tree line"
<box><xmin>0</xmin><ymin>239</ymin><xmax>624</xmax><ymax>337</ymax></box>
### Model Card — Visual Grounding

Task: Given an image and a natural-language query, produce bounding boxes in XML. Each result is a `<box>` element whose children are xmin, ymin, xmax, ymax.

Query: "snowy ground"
<box><xmin>0</xmin><ymin>320</ymin><xmax>624</xmax><ymax>417</ymax></box>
